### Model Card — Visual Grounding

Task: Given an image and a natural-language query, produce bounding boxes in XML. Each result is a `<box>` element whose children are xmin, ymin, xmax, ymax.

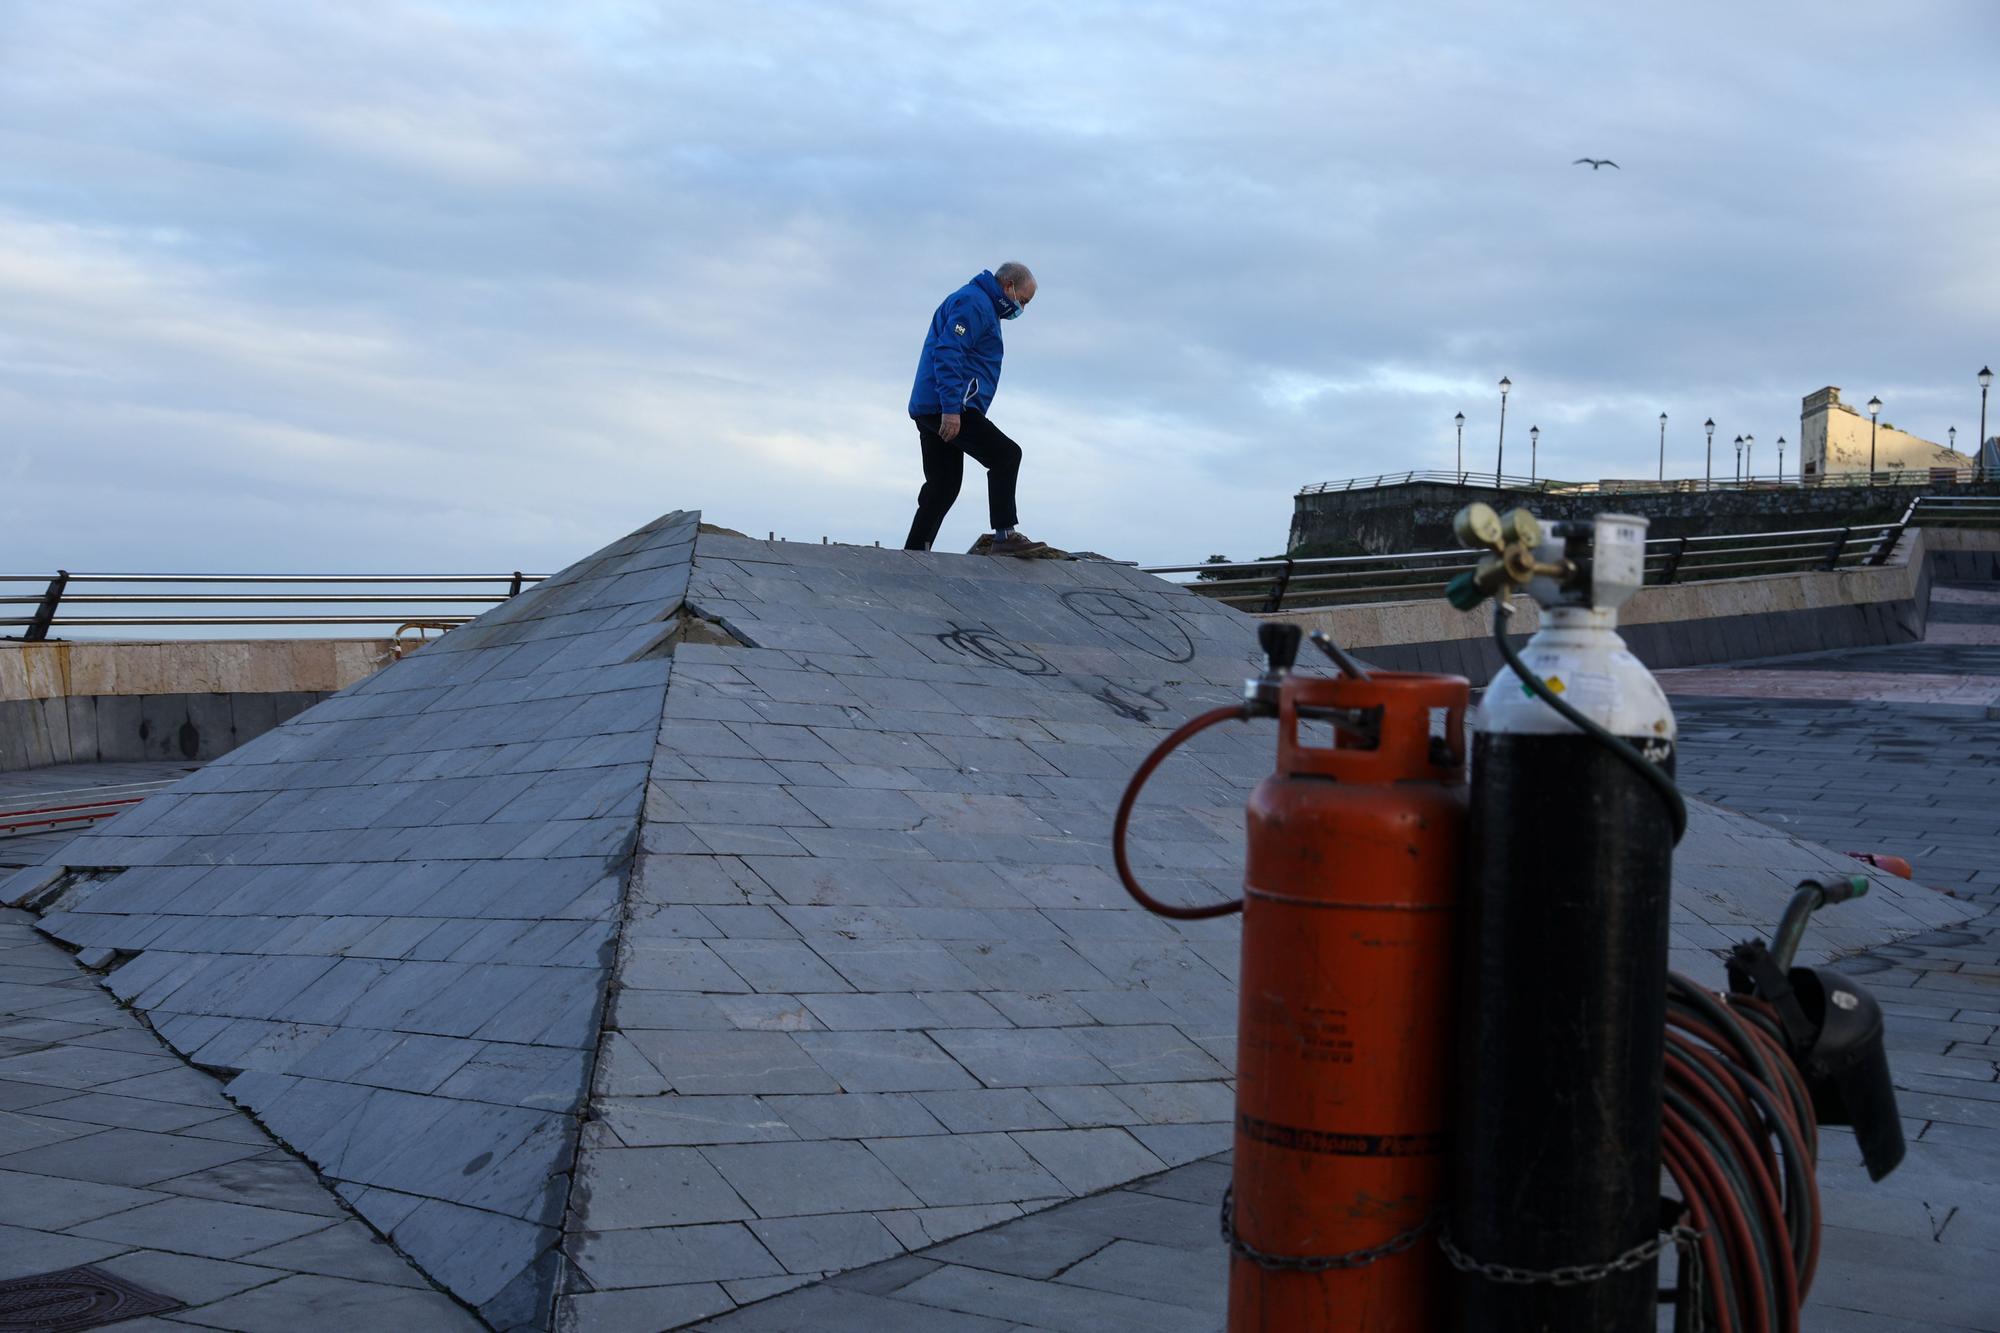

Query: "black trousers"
<box><xmin>902</xmin><ymin>410</ymin><xmax>1021</xmax><ymax>551</ymax></box>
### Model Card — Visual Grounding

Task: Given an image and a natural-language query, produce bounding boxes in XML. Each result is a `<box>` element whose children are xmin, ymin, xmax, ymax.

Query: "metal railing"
<box><xmin>0</xmin><ymin>572</ymin><xmax>546</xmax><ymax>641</ymax></box>
<box><xmin>1904</xmin><ymin>494</ymin><xmax>2000</xmax><ymax>527</ymax></box>
<box><xmin>1297</xmin><ymin>467</ymin><xmax>1994</xmax><ymax>498</ymax></box>
<box><xmin>1148</xmin><ymin>517</ymin><xmax>1929</xmax><ymax>613</ymax></box>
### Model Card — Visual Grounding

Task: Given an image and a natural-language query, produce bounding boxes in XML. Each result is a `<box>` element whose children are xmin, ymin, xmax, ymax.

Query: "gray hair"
<box><xmin>994</xmin><ymin>261</ymin><xmax>1034</xmax><ymax>288</ymax></box>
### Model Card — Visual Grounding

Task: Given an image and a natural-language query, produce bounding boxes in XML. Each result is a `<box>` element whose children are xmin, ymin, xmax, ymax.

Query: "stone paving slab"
<box><xmin>0</xmin><ymin>905</ymin><xmax>480</xmax><ymax>1328</ymax></box>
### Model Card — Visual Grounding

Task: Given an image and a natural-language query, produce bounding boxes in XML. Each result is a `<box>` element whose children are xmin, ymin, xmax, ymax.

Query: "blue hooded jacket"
<box><xmin>908</xmin><ymin>270</ymin><xmax>1018</xmax><ymax>418</ymax></box>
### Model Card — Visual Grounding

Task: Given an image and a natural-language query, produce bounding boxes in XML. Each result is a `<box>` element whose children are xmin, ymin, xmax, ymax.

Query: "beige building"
<box><xmin>1800</xmin><ymin>386</ymin><xmax>1968</xmax><ymax>480</ymax></box>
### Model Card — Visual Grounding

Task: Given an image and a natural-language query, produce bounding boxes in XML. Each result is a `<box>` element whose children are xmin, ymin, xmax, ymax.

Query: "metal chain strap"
<box><xmin>1219</xmin><ymin>1187</ymin><xmax>1439</xmax><ymax>1273</ymax></box>
<box><xmin>1437</xmin><ymin>1224</ymin><xmax>1705</xmax><ymax>1289</ymax></box>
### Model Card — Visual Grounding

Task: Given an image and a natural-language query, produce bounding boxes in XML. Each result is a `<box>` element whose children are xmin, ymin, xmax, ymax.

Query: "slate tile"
<box><xmin>0</xmin><ymin>1222</ymin><xmax>133</xmax><ymax>1282</ymax></box>
<box><xmin>153</xmin><ymin>1154</ymin><xmax>348</xmax><ymax>1216</ymax></box>
<box><xmin>1009</xmin><ymin>1127</ymin><xmax>1167</xmax><ymax>1196</ymax></box>
<box><xmin>916</xmin><ymin>1088</ymin><xmax>1067</xmax><ymax>1134</ymax></box>
<box><xmin>933</xmin><ymin>1029</ymin><xmax>1119</xmax><ymax>1088</ymax></box>
<box><xmin>747</xmin><ymin>1211</ymin><xmax>905</xmax><ymax>1275</ymax></box>
<box><xmin>694</xmin><ymin>1283</ymin><xmax>1017</xmax><ymax>1332</ymax></box>
<box><xmin>618</xmin><ymin>939</ymin><xmax>752</xmax><ymax>994</ymax></box>
<box><xmin>765</xmin><ymin>1091</ymin><xmax>947</xmax><ymax>1141</ymax></box>
<box><xmin>701</xmin><ymin>1140</ymin><xmax>921</xmax><ymax>1217</ymax></box>
<box><xmin>0</xmin><ymin>1125</ymin><xmax>264</xmax><ymax>1186</ymax></box>
<box><xmin>148</xmin><ymin>1271</ymin><xmax>482</xmax><ymax>1331</ymax></box>
<box><xmin>573</xmin><ymin>1146</ymin><xmax>755</xmax><ymax>1230</ymax></box>
<box><xmin>815</xmin><ymin>941</ymin><xmax>984</xmax><ymax>992</ymax></box>
<box><xmin>864</xmin><ymin>1132</ymin><xmax>1065</xmax><ymax>1207</ymax></box>
<box><xmin>0</xmin><ymin>1167</ymin><xmax>165</xmax><ymax>1230</ymax></box>
<box><xmin>598</xmin><ymin>1095</ymin><xmax>797</xmax><ymax>1147</ymax></box>
<box><xmin>1030</xmin><ymin>1084</ymin><xmax>1142</xmax><ymax>1128</ymax></box>
<box><xmin>647</xmin><ymin>780</ymin><xmax>822</xmax><ymax>827</ymax></box>
<box><xmin>92</xmin><ymin>1248</ymin><xmax>292</xmax><ymax>1307</ymax></box>
<box><xmin>567</xmin><ymin>1219</ymin><xmax>782</xmax><ymax>1290</ymax></box>
<box><xmin>708</xmin><ymin>994</ymin><xmax>819</xmax><ymax>1032</ymax></box>
<box><xmin>794</xmin><ymin>1030</ymin><xmax>978</xmax><ymax>1092</ymax></box>
<box><xmin>1056</xmin><ymin>1236</ymin><xmax>1229</xmax><ymax>1314</ymax></box>
<box><xmin>622</xmin><ymin>1030</ymin><xmax>837</xmax><ymax>1095</ymax></box>
<box><xmin>1111</xmin><ymin>1080</ymin><xmax>1236</xmax><ymax>1125</ymax></box>
<box><xmin>796</xmin><ymin>992</ymin><xmax>941</xmax><ymax>1030</ymax></box>
<box><xmin>68</xmin><ymin>1194</ymin><xmax>333</xmax><ymax>1259</ymax></box>
<box><xmin>1071</xmin><ymin>1025</ymin><xmax>1232</xmax><ymax>1083</ymax></box>
<box><xmin>707</xmin><ymin>939</ymin><xmax>853</xmax><ymax>993</ymax></box>
<box><xmin>555</xmin><ymin>1282</ymin><xmax>735</xmax><ymax>1333</ymax></box>
<box><xmin>923</xmin><ymin>1211</ymin><xmax>1117</xmax><ymax>1279</ymax></box>
<box><xmin>0</xmin><ymin>1043</ymin><xmax>182</xmax><ymax>1090</ymax></box>
<box><xmin>972</xmin><ymin>984</ymin><xmax>1088</xmax><ymax>1024</ymax></box>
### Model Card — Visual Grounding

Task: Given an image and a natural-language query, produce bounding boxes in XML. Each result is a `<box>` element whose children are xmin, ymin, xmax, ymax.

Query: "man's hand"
<box><xmin>937</xmin><ymin>413</ymin><xmax>961</xmax><ymax>442</ymax></box>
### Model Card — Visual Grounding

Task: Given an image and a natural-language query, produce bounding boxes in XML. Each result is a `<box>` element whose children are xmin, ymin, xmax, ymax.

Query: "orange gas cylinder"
<box><xmin>1228</xmin><ymin>670</ymin><xmax>1468</xmax><ymax>1331</ymax></box>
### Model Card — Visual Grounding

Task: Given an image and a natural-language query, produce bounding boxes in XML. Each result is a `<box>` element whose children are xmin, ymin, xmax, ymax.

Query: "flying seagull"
<box><xmin>1573</xmin><ymin>158</ymin><xmax>1619</xmax><ymax>170</ymax></box>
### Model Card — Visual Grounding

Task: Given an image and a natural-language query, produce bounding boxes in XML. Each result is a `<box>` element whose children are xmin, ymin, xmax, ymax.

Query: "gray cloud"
<box><xmin>2</xmin><ymin>0</ymin><xmax>1995</xmax><ymax>577</ymax></box>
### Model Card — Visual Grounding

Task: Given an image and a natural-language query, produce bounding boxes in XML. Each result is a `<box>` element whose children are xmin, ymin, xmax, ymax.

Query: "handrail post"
<box><xmin>1263</xmin><ymin>558</ymin><xmax>1295</xmax><ymax>613</ymax></box>
<box><xmin>508</xmin><ymin>570</ymin><xmax>525</xmax><ymax>598</ymax></box>
<box><xmin>1659</xmin><ymin>537</ymin><xmax>1688</xmax><ymax>585</ymax></box>
<box><xmin>1820</xmin><ymin>528</ymin><xmax>1850</xmax><ymax>571</ymax></box>
<box><xmin>1868</xmin><ymin>520</ymin><xmax>1908</xmax><ymax>567</ymax></box>
<box><xmin>25</xmin><ymin>570</ymin><xmax>69</xmax><ymax>641</ymax></box>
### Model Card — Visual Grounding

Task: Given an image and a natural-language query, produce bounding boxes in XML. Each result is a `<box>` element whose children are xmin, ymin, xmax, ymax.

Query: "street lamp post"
<box><xmin>1980</xmin><ymin>367</ymin><xmax>1993</xmax><ymax>478</ymax></box>
<box><xmin>1744</xmin><ymin>433</ymin><xmax>1755</xmax><ymax>482</ymax></box>
<box><xmin>1530</xmin><ymin>425</ymin><xmax>1540</xmax><ymax>482</ymax></box>
<box><xmin>1777</xmin><ymin>436</ymin><xmax>1786</xmax><ymax>483</ymax></box>
<box><xmin>1455</xmin><ymin>411</ymin><xmax>1466</xmax><ymax>479</ymax></box>
<box><xmin>1734</xmin><ymin>435</ymin><xmax>1743</xmax><ymax>482</ymax></box>
<box><xmin>1704</xmin><ymin>418</ymin><xmax>1715</xmax><ymax>487</ymax></box>
<box><xmin>1496</xmin><ymin>377</ymin><xmax>1511</xmax><ymax>488</ymax></box>
<box><xmin>1658</xmin><ymin>412</ymin><xmax>1667</xmax><ymax>482</ymax></box>
<box><xmin>1867</xmin><ymin>396</ymin><xmax>1882</xmax><ymax>477</ymax></box>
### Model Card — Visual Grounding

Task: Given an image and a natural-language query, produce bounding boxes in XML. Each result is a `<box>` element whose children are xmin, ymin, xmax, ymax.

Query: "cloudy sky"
<box><xmin>4</xmin><ymin>1</ymin><xmax>1996</xmax><ymax>577</ymax></box>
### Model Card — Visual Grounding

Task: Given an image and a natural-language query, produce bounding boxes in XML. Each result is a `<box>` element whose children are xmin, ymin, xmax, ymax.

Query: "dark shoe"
<box><xmin>988</xmin><ymin>532</ymin><xmax>1060</xmax><ymax>559</ymax></box>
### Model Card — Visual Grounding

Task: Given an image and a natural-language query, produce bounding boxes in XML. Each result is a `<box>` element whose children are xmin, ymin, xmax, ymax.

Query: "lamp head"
<box><xmin>1498</xmin><ymin>376</ymin><xmax>1511</xmax><ymax>395</ymax></box>
<box><xmin>1980</xmin><ymin>366</ymin><xmax>1993</xmax><ymax>389</ymax></box>
<box><xmin>1704</xmin><ymin>417</ymin><xmax>1715</xmax><ymax>435</ymax></box>
<box><xmin>1867</xmin><ymin>396</ymin><xmax>1882</xmax><ymax>416</ymax></box>
<box><xmin>1454</xmin><ymin>411</ymin><xmax>1465</xmax><ymax>427</ymax></box>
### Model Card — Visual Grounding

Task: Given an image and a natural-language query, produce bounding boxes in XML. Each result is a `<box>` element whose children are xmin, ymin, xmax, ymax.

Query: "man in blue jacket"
<box><xmin>902</xmin><ymin>262</ymin><xmax>1056</xmax><ymax>556</ymax></box>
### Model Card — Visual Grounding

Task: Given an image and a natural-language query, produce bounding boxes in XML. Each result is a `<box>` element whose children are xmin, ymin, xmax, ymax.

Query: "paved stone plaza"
<box><xmin>1</xmin><ymin>521</ymin><xmax>1994</xmax><ymax>1330</ymax></box>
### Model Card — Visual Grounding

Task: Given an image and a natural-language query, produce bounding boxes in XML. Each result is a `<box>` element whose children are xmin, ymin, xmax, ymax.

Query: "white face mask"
<box><xmin>1000</xmin><ymin>287</ymin><xmax>1028</xmax><ymax>319</ymax></box>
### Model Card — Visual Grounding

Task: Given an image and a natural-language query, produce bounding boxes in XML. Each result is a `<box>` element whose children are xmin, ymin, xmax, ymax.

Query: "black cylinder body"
<box><xmin>1451</xmin><ymin>731</ymin><xmax>1676</xmax><ymax>1332</ymax></box>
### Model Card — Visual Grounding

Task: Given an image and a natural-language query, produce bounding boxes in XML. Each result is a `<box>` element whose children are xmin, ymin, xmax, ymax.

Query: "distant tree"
<box><xmin>1195</xmin><ymin>554</ymin><xmax>1234</xmax><ymax>582</ymax></box>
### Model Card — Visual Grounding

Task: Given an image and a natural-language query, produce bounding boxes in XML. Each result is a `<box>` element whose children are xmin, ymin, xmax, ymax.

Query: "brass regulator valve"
<box><xmin>1445</xmin><ymin>503</ymin><xmax>1573</xmax><ymax>610</ymax></box>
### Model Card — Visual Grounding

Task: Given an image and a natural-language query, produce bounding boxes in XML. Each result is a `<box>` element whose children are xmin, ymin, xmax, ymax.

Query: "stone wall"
<box><xmin>1801</xmin><ymin>385</ymin><xmax>1970</xmax><ymax>479</ymax></box>
<box><xmin>0</xmin><ymin>690</ymin><xmax>336</xmax><ymax>770</ymax></box>
<box><xmin>0</xmin><ymin>637</ymin><xmax>392</xmax><ymax>771</ymax></box>
<box><xmin>1288</xmin><ymin>476</ymin><xmax>2000</xmax><ymax>556</ymax></box>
